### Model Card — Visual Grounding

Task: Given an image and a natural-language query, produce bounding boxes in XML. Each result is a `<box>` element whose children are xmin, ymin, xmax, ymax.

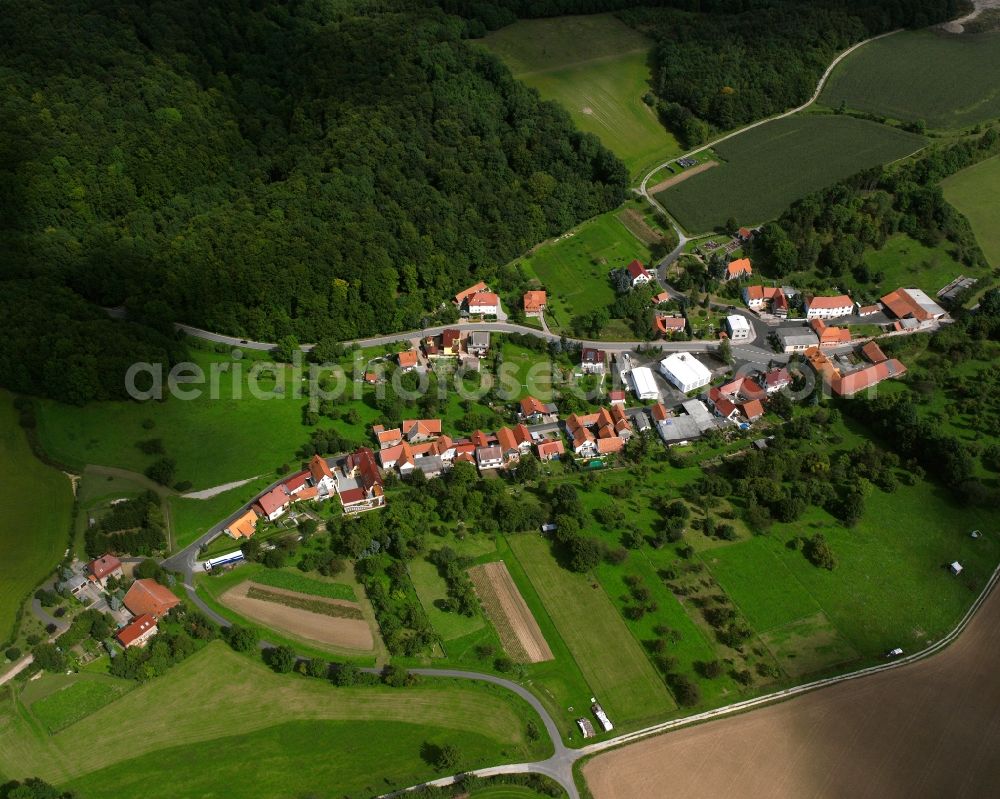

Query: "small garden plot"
<box><xmin>221</xmin><ymin>581</ymin><xmax>374</xmax><ymax>652</ymax></box>
<box><xmin>29</xmin><ymin>676</ymin><xmax>133</xmax><ymax>733</ymax></box>
<box><xmin>469</xmin><ymin>562</ymin><xmax>554</xmax><ymax>664</ymax></box>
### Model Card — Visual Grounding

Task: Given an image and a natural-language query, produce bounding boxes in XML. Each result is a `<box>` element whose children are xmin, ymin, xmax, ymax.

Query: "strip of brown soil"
<box><xmin>584</xmin><ymin>579</ymin><xmax>1000</xmax><ymax>799</ymax></box>
<box><xmin>648</xmin><ymin>160</ymin><xmax>718</xmax><ymax>194</ymax></box>
<box><xmin>222</xmin><ymin>581</ymin><xmax>374</xmax><ymax>651</ymax></box>
<box><xmin>469</xmin><ymin>562</ymin><xmax>553</xmax><ymax>664</ymax></box>
<box><xmin>246</xmin><ymin>585</ymin><xmax>363</xmax><ymax>620</ymax></box>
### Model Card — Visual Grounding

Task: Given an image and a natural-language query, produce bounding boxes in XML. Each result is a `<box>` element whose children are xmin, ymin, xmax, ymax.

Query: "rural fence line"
<box><xmin>581</xmin><ymin>560</ymin><xmax>1000</xmax><ymax>756</ymax></box>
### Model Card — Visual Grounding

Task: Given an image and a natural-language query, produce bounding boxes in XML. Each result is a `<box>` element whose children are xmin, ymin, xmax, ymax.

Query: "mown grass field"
<box><xmin>33</xmin><ymin>347</ymin><xmax>528</xmax><ymax>492</ymax></box>
<box><xmin>0</xmin><ymin>390</ymin><xmax>74</xmax><ymax>643</ymax></box>
<box><xmin>0</xmin><ymin>642</ymin><xmax>549</xmax><ymax>796</ymax></box>
<box><xmin>943</xmin><ymin>154</ymin><xmax>1000</xmax><ymax>267</ymax></box>
<box><xmin>509</xmin><ymin>533</ymin><xmax>675</xmax><ymax>727</ymax></box>
<box><xmin>821</xmin><ymin>29</ymin><xmax>1000</xmax><ymax>130</ymax></box>
<box><xmin>518</xmin><ymin>209</ymin><xmax>650</xmax><ymax>335</ymax></box>
<box><xmin>480</xmin><ymin>14</ymin><xmax>679</xmax><ymax>179</ymax></box>
<box><xmin>656</xmin><ymin>115</ymin><xmax>926</xmax><ymax>232</ymax></box>
<box><xmin>856</xmin><ymin>233</ymin><xmax>978</xmax><ymax>295</ymax></box>
<box><xmin>410</xmin><ymin>556</ymin><xmax>486</xmax><ymax>642</ymax></box>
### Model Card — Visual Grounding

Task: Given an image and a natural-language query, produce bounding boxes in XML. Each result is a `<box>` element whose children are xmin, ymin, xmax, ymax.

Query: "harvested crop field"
<box><xmin>470</xmin><ymin>562</ymin><xmax>553</xmax><ymax>663</ymax></box>
<box><xmin>584</xmin><ymin>577</ymin><xmax>1000</xmax><ymax>799</ymax></box>
<box><xmin>616</xmin><ymin>208</ymin><xmax>662</xmax><ymax>246</ymax></box>
<box><xmin>647</xmin><ymin>160</ymin><xmax>717</xmax><ymax>194</ymax></box>
<box><xmin>222</xmin><ymin>581</ymin><xmax>374</xmax><ymax>651</ymax></box>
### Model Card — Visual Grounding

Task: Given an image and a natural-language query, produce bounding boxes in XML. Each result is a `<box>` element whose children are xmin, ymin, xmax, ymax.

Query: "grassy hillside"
<box><xmin>943</xmin><ymin>155</ymin><xmax>1000</xmax><ymax>267</ymax></box>
<box><xmin>821</xmin><ymin>29</ymin><xmax>1000</xmax><ymax>129</ymax></box>
<box><xmin>481</xmin><ymin>14</ymin><xmax>680</xmax><ymax>179</ymax></box>
<box><xmin>0</xmin><ymin>642</ymin><xmax>548</xmax><ymax>795</ymax></box>
<box><xmin>656</xmin><ymin>115</ymin><xmax>926</xmax><ymax>232</ymax></box>
<box><xmin>0</xmin><ymin>391</ymin><xmax>73</xmax><ymax>643</ymax></box>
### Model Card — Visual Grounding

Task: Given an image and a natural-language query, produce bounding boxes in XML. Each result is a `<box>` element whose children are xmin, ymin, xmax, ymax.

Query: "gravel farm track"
<box><xmin>583</xmin><ymin>569</ymin><xmax>1000</xmax><ymax>799</ymax></box>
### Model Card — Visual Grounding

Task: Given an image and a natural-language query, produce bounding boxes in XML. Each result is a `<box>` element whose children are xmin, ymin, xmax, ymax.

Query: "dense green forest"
<box><xmin>0</xmin><ymin>0</ymin><xmax>626</xmax><ymax>358</ymax></box>
<box><xmin>449</xmin><ymin>0</ymin><xmax>964</xmax><ymax>140</ymax></box>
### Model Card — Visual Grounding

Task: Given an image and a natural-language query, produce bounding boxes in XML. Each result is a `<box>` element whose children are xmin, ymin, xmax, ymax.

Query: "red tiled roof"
<box><xmin>880</xmin><ymin>289</ymin><xmax>931</xmax><ymax>321</ymax></box>
<box><xmin>309</xmin><ymin>454</ymin><xmax>334</xmax><ymax>482</ymax></box>
<box><xmin>442</xmin><ymin>329</ymin><xmax>462</xmax><ymax>348</ymax></box>
<box><xmin>88</xmin><ymin>554</ymin><xmax>122</xmax><ymax>580</ymax></box>
<box><xmin>398</xmin><ymin>350</ymin><xmax>419</xmax><ymax>368</ymax></box>
<box><xmin>807</xmin><ymin>294</ymin><xmax>853</xmax><ymax>310</ymax></box>
<box><xmin>123</xmin><ymin>579</ymin><xmax>180</xmax><ymax>619</ymax></box>
<box><xmin>650</xmin><ymin>402</ymin><xmax>668</xmax><ymax>421</ymax></box>
<box><xmin>609</xmin><ymin>390</ymin><xmax>626</xmax><ymax>402</ymax></box>
<box><xmin>496</xmin><ymin>427</ymin><xmax>518</xmax><ymax>453</ymax></box>
<box><xmin>116</xmin><ymin>614</ymin><xmax>157</xmax><ymax>647</ymax></box>
<box><xmin>862</xmin><ymin>341</ymin><xmax>888</xmax><ymax>363</ymax></box>
<box><xmin>284</xmin><ymin>470</ymin><xmax>310</xmax><ymax>493</ymax></box>
<box><xmin>764</xmin><ymin>368</ymin><xmax>791</xmax><ymax>389</ymax></box>
<box><xmin>377</xmin><ymin>428</ymin><xmax>402</xmax><ymax>445</ymax></box>
<box><xmin>626</xmin><ymin>259</ymin><xmax>650</xmax><ymax>280</ymax></box>
<box><xmin>651</xmin><ymin>291</ymin><xmax>670</xmax><ymax>305</ymax></box>
<box><xmin>255</xmin><ymin>486</ymin><xmax>290</xmax><ymax>516</ymax></box>
<box><xmin>523</xmin><ymin>290</ymin><xmax>547</xmax><ymax>313</ymax></box>
<box><xmin>836</xmin><ymin>359</ymin><xmax>907</xmax><ymax>396</ymax></box>
<box><xmin>468</xmin><ymin>291</ymin><xmax>499</xmax><ymax>308</ymax></box>
<box><xmin>536</xmin><ymin>440</ymin><xmax>565</xmax><ymax>459</ymax></box>
<box><xmin>726</xmin><ymin>258</ymin><xmax>752</xmax><ymax>278</ymax></box>
<box><xmin>520</xmin><ymin>396</ymin><xmax>548</xmax><ymax>417</ymax></box>
<box><xmin>597</xmin><ymin>437</ymin><xmax>625</xmax><ymax>454</ymax></box>
<box><xmin>455</xmin><ymin>281</ymin><xmax>488</xmax><ymax>305</ymax></box>
<box><xmin>741</xmin><ymin>399</ymin><xmax>765</xmax><ymax>420</ymax></box>
<box><xmin>402</xmin><ymin>419</ymin><xmax>442</xmax><ymax>438</ymax></box>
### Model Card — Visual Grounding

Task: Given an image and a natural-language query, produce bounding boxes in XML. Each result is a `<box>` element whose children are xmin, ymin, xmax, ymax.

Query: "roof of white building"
<box><xmin>629</xmin><ymin>367</ymin><xmax>659</xmax><ymax>398</ymax></box>
<box><xmin>659</xmin><ymin>353</ymin><xmax>712</xmax><ymax>386</ymax></box>
<box><xmin>726</xmin><ymin>314</ymin><xmax>750</xmax><ymax>332</ymax></box>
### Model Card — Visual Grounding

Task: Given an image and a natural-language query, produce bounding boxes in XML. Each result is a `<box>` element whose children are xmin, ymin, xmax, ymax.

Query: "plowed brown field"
<box><xmin>585</xmin><ymin>580</ymin><xmax>1000</xmax><ymax>799</ymax></box>
<box><xmin>222</xmin><ymin>581</ymin><xmax>374</xmax><ymax>652</ymax></box>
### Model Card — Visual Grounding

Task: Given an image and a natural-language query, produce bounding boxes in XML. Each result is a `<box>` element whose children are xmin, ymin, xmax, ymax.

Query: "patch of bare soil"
<box><xmin>222</xmin><ymin>581</ymin><xmax>374</xmax><ymax>651</ymax></box>
<box><xmin>617</xmin><ymin>208</ymin><xmax>663</xmax><ymax>246</ymax></box>
<box><xmin>584</xmin><ymin>581</ymin><xmax>1000</xmax><ymax>799</ymax></box>
<box><xmin>648</xmin><ymin>160</ymin><xmax>718</xmax><ymax>194</ymax></box>
<box><xmin>469</xmin><ymin>562</ymin><xmax>553</xmax><ymax>663</ymax></box>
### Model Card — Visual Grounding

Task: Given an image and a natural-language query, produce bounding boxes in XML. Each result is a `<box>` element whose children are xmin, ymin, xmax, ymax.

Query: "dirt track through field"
<box><xmin>469</xmin><ymin>562</ymin><xmax>553</xmax><ymax>663</ymax></box>
<box><xmin>222</xmin><ymin>581</ymin><xmax>374</xmax><ymax>651</ymax></box>
<box><xmin>648</xmin><ymin>160</ymin><xmax>717</xmax><ymax>194</ymax></box>
<box><xmin>584</xmin><ymin>577</ymin><xmax>1000</xmax><ymax>799</ymax></box>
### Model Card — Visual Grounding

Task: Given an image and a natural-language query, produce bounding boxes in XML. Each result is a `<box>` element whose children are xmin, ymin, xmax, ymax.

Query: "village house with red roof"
<box><xmin>626</xmin><ymin>259</ymin><xmax>652</xmax><ymax>287</ymax></box>
<box><xmin>725</xmin><ymin>257</ymin><xmax>753</xmax><ymax>281</ymax></box>
<box><xmin>123</xmin><ymin>579</ymin><xmax>180</xmax><ymax>620</ymax></box>
<box><xmin>87</xmin><ymin>554</ymin><xmax>123</xmax><ymax>588</ymax></box>
<box><xmin>116</xmin><ymin>614</ymin><xmax>158</xmax><ymax>649</ymax></box>
<box><xmin>523</xmin><ymin>290</ymin><xmax>547</xmax><ymax>315</ymax></box>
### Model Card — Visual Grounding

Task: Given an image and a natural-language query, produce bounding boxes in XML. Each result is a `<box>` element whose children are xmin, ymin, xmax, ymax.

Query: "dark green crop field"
<box><xmin>821</xmin><ymin>29</ymin><xmax>1000</xmax><ymax>130</ymax></box>
<box><xmin>656</xmin><ymin>115</ymin><xmax>926</xmax><ymax>232</ymax></box>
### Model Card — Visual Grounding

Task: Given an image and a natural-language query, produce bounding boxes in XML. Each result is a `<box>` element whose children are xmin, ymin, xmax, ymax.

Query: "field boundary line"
<box><xmin>579</xmin><ymin>560</ymin><xmax>1000</xmax><ymax>756</ymax></box>
<box><xmin>639</xmin><ymin>27</ymin><xmax>903</xmax><ymax>233</ymax></box>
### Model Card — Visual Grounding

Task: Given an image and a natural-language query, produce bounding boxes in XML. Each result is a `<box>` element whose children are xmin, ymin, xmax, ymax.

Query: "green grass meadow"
<box><xmin>21</xmin><ymin>673</ymin><xmax>133</xmax><ymax>734</ymax></box>
<box><xmin>480</xmin><ymin>14</ymin><xmax>679</xmax><ymax>179</ymax></box>
<box><xmin>509</xmin><ymin>533</ymin><xmax>675</xmax><ymax>727</ymax></box>
<box><xmin>0</xmin><ymin>642</ymin><xmax>548</xmax><ymax>795</ymax></box>
<box><xmin>656</xmin><ymin>115</ymin><xmax>926</xmax><ymax>232</ymax></box>
<box><xmin>0</xmin><ymin>391</ymin><xmax>74</xmax><ymax>643</ymax></box>
<box><xmin>518</xmin><ymin>209</ymin><xmax>650</xmax><ymax>334</ymax></box>
<box><xmin>821</xmin><ymin>29</ymin><xmax>1000</xmax><ymax>130</ymax></box>
<box><xmin>943</xmin><ymin>154</ymin><xmax>1000</xmax><ymax>267</ymax></box>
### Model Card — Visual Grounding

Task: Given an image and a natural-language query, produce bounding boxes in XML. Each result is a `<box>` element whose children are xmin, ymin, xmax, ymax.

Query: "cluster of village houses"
<box><xmin>174</xmin><ymin>268</ymin><xmax>938</xmax><ymax>559</ymax></box>
<box><xmin>67</xmin><ymin>554</ymin><xmax>184</xmax><ymax>650</ymax></box>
